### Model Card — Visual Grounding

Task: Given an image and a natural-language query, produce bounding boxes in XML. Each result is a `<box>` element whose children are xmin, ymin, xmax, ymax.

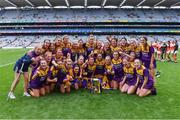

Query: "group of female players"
<box><xmin>8</xmin><ymin>34</ymin><xmax>157</xmax><ymax>99</ymax></box>
<box><xmin>152</xmin><ymin>40</ymin><xmax>178</xmax><ymax>62</ymax></box>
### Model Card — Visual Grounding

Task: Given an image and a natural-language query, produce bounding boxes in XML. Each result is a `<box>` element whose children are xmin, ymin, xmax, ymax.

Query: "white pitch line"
<box><xmin>0</xmin><ymin>62</ymin><xmax>15</xmax><ymax>68</ymax></box>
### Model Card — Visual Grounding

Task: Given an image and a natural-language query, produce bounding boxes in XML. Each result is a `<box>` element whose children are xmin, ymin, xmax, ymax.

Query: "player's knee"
<box><xmin>66</xmin><ymin>87</ymin><xmax>71</xmax><ymax>93</ymax></box>
<box><xmin>127</xmin><ymin>90</ymin><xmax>134</xmax><ymax>95</ymax></box>
<box><xmin>138</xmin><ymin>92</ymin><xmax>145</xmax><ymax>97</ymax></box>
<box><xmin>75</xmin><ymin>85</ymin><xmax>79</xmax><ymax>90</ymax></box>
<box><xmin>60</xmin><ymin>88</ymin><xmax>65</xmax><ymax>94</ymax></box>
<box><xmin>41</xmin><ymin>91</ymin><xmax>46</xmax><ymax>96</ymax></box>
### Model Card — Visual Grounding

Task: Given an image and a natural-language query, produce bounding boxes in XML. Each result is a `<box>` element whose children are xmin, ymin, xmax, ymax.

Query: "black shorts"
<box><xmin>13</xmin><ymin>60</ymin><xmax>29</xmax><ymax>73</ymax></box>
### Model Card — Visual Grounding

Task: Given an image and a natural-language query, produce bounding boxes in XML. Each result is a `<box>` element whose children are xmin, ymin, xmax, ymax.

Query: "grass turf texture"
<box><xmin>0</xmin><ymin>49</ymin><xmax>180</xmax><ymax>119</ymax></box>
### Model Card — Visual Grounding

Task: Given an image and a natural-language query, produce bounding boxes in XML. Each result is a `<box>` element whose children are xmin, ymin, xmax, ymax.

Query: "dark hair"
<box><xmin>44</xmin><ymin>39</ymin><xmax>50</xmax><ymax>43</ymax></box>
<box><xmin>143</xmin><ymin>37</ymin><xmax>147</xmax><ymax>42</ymax></box>
<box><xmin>73</xmin><ymin>65</ymin><xmax>80</xmax><ymax>69</ymax></box>
<box><xmin>141</xmin><ymin>37</ymin><xmax>148</xmax><ymax>51</ymax></box>
<box><xmin>112</xmin><ymin>38</ymin><xmax>118</xmax><ymax>42</ymax></box>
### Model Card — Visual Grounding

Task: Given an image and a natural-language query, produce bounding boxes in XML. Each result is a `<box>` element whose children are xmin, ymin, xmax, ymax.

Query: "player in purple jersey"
<box><xmin>112</xmin><ymin>52</ymin><xmax>124</xmax><ymax>90</ymax></box>
<box><xmin>29</xmin><ymin>60</ymin><xmax>49</xmax><ymax>98</ymax></box>
<box><xmin>120</xmin><ymin>58</ymin><xmax>137</xmax><ymax>94</ymax></box>
<box><xmin>140</xmin><ymin>37</ymin><xmax>156</xmax><ymax>79</ymax></box>
<box><xmin>134</xmin><ymin>59</ymin><xmax>156</xmax><ymax>97</ymax></box>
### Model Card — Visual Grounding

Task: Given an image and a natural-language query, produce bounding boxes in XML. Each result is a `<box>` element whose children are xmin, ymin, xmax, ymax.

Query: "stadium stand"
<box><xmin>0</xmin><ymin>0</ymin><xmax>179</xmax><ymax>48</ymax></box>
<box><xmin>1</xmin><ymin>35</ymin><xmax>180</xmax><ymax>48</ymax></box>
<box><xmin>0</xmin><ymin>9</ymin><xmax>179</xmax><ymax>23</ymax></box>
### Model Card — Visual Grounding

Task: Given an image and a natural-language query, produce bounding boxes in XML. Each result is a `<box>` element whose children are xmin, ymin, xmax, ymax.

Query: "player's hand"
<box><xmin>104</xmin><ymin>72</ymin><xmax>107</xmax><ymax>75</ymax></box>
<box><xmin>119</xmin><ymin>51</ymin><xmax>122</xmax><ymax>54</ymax></box>
<box><xmin>54</xmin><ymin>78</ymin><xmax>57</xmax><ymax>82</ymax></box>
<box><xmin>83</xmin><ymin>72</ymin><xmax>87</xmax><ymax>76</ymax></box>
<box><xmin>107</xmin><ymin>70</ymin><xmax>111</xmax><ymax>74</ymax></box>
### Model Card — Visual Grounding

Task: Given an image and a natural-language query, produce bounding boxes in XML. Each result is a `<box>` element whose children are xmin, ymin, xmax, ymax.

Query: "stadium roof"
<box><xmin>0</xmin><ymin>0</ymin><xmax>180</xmax><ymax>9</ymax></box>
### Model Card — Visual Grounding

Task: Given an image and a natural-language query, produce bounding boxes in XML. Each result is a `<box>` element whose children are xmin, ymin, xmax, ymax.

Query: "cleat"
<box><xmin>8</xmin><ymin>92</ymin><xmax>16</xmax><ymax>99</ymax></box>
<box><xmin>23</xmin><ymin>92</ymin><xmax>31</xmax><ymax>97</ymax></box>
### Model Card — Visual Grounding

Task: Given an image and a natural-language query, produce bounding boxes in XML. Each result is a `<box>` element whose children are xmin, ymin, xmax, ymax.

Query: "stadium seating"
<box><xmin>0</xmin><ymin>9</ymin><xmax>179</xmax><ymax>48</ymax></box>
<box><xmin>0</xmin><ymin>9</ymin><xmax>179</xmax><ymax>23</ymax></box>
<box><xmin>1</xmin><ymin>35</ymin><xmax>179</xmax><ymax>48</ymax></box>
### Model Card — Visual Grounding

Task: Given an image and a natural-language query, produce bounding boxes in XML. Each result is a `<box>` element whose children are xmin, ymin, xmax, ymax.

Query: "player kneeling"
<box><xmin>103</xmin><ymin>56</ymin><xmax>114</xmax><ymax>89</ymax></box>
<box><xmin>120</xmin><ymin>58</ymin><xmax>138</xmax><ymax>94</ymax></box>
<box><xmin>134</xmin><ymin>59</ymin><xmax>157</xmax><ymax>97</ymax></box>
<box><xmin>29</xmin><ymin>60</ymin><xmax>49</xmax><ymax>98</ymax></box>
<box><xmin>47</xmin><ymin>63</ymin><xmax>59</xmax><ymax>92</ymax></box>
<box><xmin>56</xmin><ymin>60</ymin><xmax>71</xmax><ymax>93</ymax></box>
<box><xmin>82</xmin><ymin>57</ymin><xmax>96</xmax><ymax>89</ymax></box>
<box><xmin>71</xmin><ymin>65</ymin><xmax>81</xmax><ymax>90</ymax></box>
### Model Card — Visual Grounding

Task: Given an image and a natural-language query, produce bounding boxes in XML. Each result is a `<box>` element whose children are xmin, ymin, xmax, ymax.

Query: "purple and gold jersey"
<box><xmin>135</xmin><ymin>65</ymin><xmax>154</xmax><ymax>89</ymax></box>
<box><xmin>66</xmin><ymin>67</ymin><xmax>74</xmax><ymax>77</ymax></box>
<box><xmin>110</xmin><ymin>46</ymin><xmax>119</xmax><ymax>52</ymax></box>
<box><xmin>86</xmin><ymin>43</ymin><xmax>96</xmax><ymax>56</ymax></box>
<box><xmin>94</xmin><ymin>48</ymin><xmax>104</xmax><ymax>55</ymax></box>
<box><xmin>141</xmin><ymin>45</ymin><xmax>154</xmax><ymax>61</ymax></box>
<box><xmin>31</xmin><ymin>67</ymin><xmax>49</xmax><ymax>83</ymax></box>
<box><xmin>135</xmin><ymin>65</ymin><xmax>151</xmax><ymax>83</ymax></box>
<box><xmin>112</xmin><ymin>58</ymin><xmax>123</xmax><ymax>78</ymax></box>
<box><xmin>29</xmin><ymin>66</ymin><xmax>49</xmax><ymax>89</ymax></box>
<box><xmin>95</xmin><ymin>59</ymin><xmax>105</xmax><ymax>75</ymax></box>
<box><xmin>62</xmin><ymin>43</ymin><xmax>71</xmax><ymax>57</ymax></box>
<box><xmin>123</xmin><ymin>64</ymin><xmax>137</xmax><ymax>86</ymax></box>
<box><xmin>123</xmin><ymin>65</ymin><xmax>135</xmax><ymax>80</ymax></box>
<box><xmin>56</xmin><ymin>65</ymin><xmax>67</xmax><ymax>84</ymax></box>
<box><xmin>84</xmin><ymin>64</ymin><xmax>96</xmax><ymax>78</ymax></box>
<box><xmin>78</xmin><ymin>47</ymin><xmax>85</xmax><ymax>57</ymax></box>
<box><xmin>105</xmin><ymin>64</ymin><xmax>114</xmax><ymax>80</ymax></box>
<box><xmin>48</xmin><ymin>66</ymin><xmax>58</xmax><ymax>79</ymax></box>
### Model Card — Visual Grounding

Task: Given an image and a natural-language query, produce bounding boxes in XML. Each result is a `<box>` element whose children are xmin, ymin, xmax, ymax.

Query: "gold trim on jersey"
<box><xmin>112</xmin><ymin>59</ymin><xmax>122</xmax><ymax>64</ymax></box>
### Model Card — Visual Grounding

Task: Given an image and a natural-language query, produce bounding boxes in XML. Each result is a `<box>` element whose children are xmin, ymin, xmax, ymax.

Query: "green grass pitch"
<box><xmin>0</xmin><ymin>49</ymin><xmax>180</xmax><ymax>119</ymax></box>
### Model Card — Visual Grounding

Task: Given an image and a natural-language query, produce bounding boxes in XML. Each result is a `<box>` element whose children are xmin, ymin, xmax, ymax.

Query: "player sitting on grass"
<box><xmin>120</xmin><ymin>58</ymin><xmax>138</xmax><ymax>95</ymax></box>
<box><xmin>134</xmin><ymin>59</ymin><xmax>157</xmax><ymax>97</ymax></box>
<box><xmin>29</xmin><ymin>59</ymin><xmax>49</xmax><ymax>98</ymax></box>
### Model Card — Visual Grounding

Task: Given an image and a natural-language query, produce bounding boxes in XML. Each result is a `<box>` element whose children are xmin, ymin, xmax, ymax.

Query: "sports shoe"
<box><xmin>23</xmin><ymin>92</ymin><xmax>31</xmax><ymax>97</ymax></box>
<box><xmin>155</xmin><ymin>71</ymin><xmax>161</xmax><ymax>78</ymax></box>
<box><xmin>8</xmin><ymin>92</ymin><xmax>16</xmax><ymax>99</ymax></box>
<box><xmin>151</xmin><ymin>88</ymin><xmax>157</xmax><ymax>95</ymax></box>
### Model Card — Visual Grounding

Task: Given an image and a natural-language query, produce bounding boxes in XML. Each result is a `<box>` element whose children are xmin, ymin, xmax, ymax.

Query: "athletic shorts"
<box><xmin>13</xmin><ymin>61</ymin><xmax>29</xmax><ymax>73</ymax></box>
